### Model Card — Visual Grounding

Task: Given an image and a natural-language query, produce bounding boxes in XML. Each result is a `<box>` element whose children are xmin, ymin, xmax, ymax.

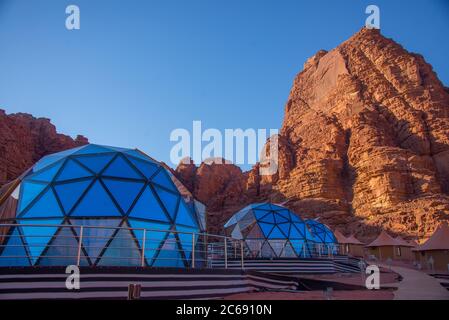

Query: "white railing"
<box><xmin>0</xmin><ymin>223</ymin><xmax>348</xmax><ymax>268</ymax></box>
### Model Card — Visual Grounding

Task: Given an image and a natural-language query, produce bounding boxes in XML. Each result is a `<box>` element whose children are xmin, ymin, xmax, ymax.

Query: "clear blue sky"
<box><xmin>0</xmin><ymin>0</ymin><xmax>448</xmax><ymax>169</ymax></box>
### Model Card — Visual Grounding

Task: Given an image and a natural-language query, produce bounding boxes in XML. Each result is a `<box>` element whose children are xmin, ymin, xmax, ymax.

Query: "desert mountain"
<box><xmin>175</xmin><ymin>28</ymin><xmax>449</xmax><ymax>241</ymax></box>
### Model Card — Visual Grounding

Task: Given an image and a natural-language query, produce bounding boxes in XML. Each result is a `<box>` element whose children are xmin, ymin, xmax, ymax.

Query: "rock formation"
<box><xmin>175</xmin><ymin>28</ymin><xmax>449</xmax><ymax>241</ymax></box>
<box><xmin>0</xmin><ymin>109</ymin><xmax>88</xmax><ymax>185</ymax></box>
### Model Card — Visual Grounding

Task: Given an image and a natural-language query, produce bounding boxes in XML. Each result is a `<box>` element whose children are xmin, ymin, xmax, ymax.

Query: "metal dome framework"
<box><xmin>306</xmin><ymin>219</ymin><xmax>337</xmax><ymax>244</ymax></box>
<box><xmin>224</xmin><ymin>203</ymin><xmax>316</xmax><ymax>258</ymax></box>
<box><xmin>0</xmin><ymin>144</ymin><xmax>200</xmax><ymax>267</ymax></box>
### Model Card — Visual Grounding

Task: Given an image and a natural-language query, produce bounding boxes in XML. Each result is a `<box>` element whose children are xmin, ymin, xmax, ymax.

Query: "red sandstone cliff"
<box><xmin>175</xmin><ymin>28</ymin><xmax>449</xmax><ymax>241</ymax></box>
<box><xmin>0</xmin><ymin>109</ymin><xmax>88</xmax><ymax>185</ymax></box>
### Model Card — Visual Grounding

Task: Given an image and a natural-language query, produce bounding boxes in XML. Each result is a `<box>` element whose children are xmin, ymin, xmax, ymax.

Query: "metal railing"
<box><xmin>0</xmin><ymin>223</ymin><xmax>350</xmax><ymax>268</ymax></box>
<box><xmin>0</xmin><ymin>223</ymin><xmax>244</xmax><ymax>269</ymax></box>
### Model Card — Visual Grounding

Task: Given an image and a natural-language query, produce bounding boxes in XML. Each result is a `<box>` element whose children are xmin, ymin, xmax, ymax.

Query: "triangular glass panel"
<box><xmin>277</xmin><ymin>209</ymin><xmax>291</xmax><ymax>221</ymax></box>
<box><xmin>39</xmin><ymin>225</ymin><xmax>89</xmax><ymax>266</ymax></box>
<box><xmin>231</xmin><ymin>225</ymin><xmax>243</xmax><ymax>239</ymax></box>
<box><xmin>54</xmin><ymin>179</ymin><xmax>93</xmax><ymax>215</ymax></box>
<box><xmin>290</xmin><ymin>240</ymin><xmax>306</xmax><ymax>257</ymax></box>
<box><xmin>75</xmin><ymin>154</ymin><xmax>114</xmax><ymax>174</ymax></box>
<box><xmin>102</xmin><ymin>155</ymin><xmax>142</xmax><ymax>179</ymax></box>
<box><xmin>245</xmin><ymin>224</ymin><xmax>264</xmax><ymax>239</ymax></box>
<box><xmin>18</xmin><ymin>181</ymin><xmax>47</xmax><ymax>214</ymax></box>
<box><xmin>32</xmin><ymin>146</ymin><xmax>84</xmax><ymax>172</ymax></box>
<box><xmin>289</xmin><ymin>224</ymin><xmax>305</xmax><ymax>239</ymax></box>
<box><xmin>102</xmin><ymin>178</ymin><xmax>144</xmax><ymax>214</ymax></box>
<box><xmin>268</xmin><ymin>226</ymin><xmax>285</xmax><ymax>239</ymax></box>
<box><xmin>245</xmin><ymin>239</ymin><xmax>263</xmax><ymax>257</ymax></box>
<box><xmin>21</xmin><ymin>188</ymin><xmax>63</xmax><ymax>218</ymax></box>
<box><xmin>259</xmin><ymin>213</ymin><xmax>275</xmax><ymax>223</ymax></box>
<box><xmin>174</xmin><ymin>225</ymin><xmax>198</xmax><ymax>262</ymax></box>
<box><xmin>71</xmin><ymin>218</ymin><xmax>122</xmax><ymax>263</ymax></box>
<box><xmin>175</xmin><ymin>200</ymin><xmax>197</xmax><ymax>228</ymax></box>
<box><xmin>0</xmin><ymin>228</ymin><xmax>30</xmax><ymax>266</ymax></box>
<box><xmin>128</xmin><ymin>219</ymin><xmax>170</xmax><ymax>266</ymax></box>
<box><xmin>153</xmin><ymin>186</ymin><xmax>179</xmax><ymax>219</ymax></box>
<box><xmin>280</xmin><ymin>241</ymin><xmax>296</xmax><ymax>258</ymax></box>
<box><xmin>56</xmin><ymin>159</ymin><xmax>93</xmax><ymax>182</ymax></box>
<box><xmin>19</xmin><ymin>218</ymin><xmax>62</xmax><ymax>264</ymax></box>
<box><xmin>260</xmin><ymin>241</ymin><xmax>275</xmax><ymax>258</ymax></box>
<box><xmin>152</xmin><ymin>233</ymin><xmax>184</xmax><ymax>267</ymax></box>
<box><xmin>256</xmin><ymin>204</ymin><xmax>272</xmax><ymax>210</ymax></box>
<box><xmin>274</xmin><ymin>213</ymin><xmax>289</xmax><ymax>224</ymax></box>
<box><xmin>127</xmin><ymin>156</ymin><xmax>159</xmax><ymax>179</ymax></box>
<box><xmin>258</xmin><ymin>222</ymin><xmax>274</xmax><ymax>237</ymax></box>
<box><xmin>28</xmin><ymin>160</ymin><xmax>64</xmax><ymax>183</ymax></box>
<box><xmin>124</xmin><ymin>150</ymin><xmax>158</xmax><ymax>164</ymax></box>
<box><xmin>129</xmin><ymin>186</ymin><xmax>169</xmax><ymax>222</ymax></box>
<box><xmin>71</xmin><ymin>180</ymin><xmax>121</xmax><ymax>217</ymax></box>
<box><xmin>253</xmin><ymin>209</ymin><xmax>270</xmax><ymax>220</ymax></box>
<box><xmin>73</xmin><ymin>144</ymin><xmax>113</xmax><ymax>155</ymax></box>
<box><xmin>268</xmin><ymin>240</ymin><xmax>285</xmax><ymax>256</ymax></box>
<box><xmin>97</xmin><ymin>227</ymin><xmax>141</xmax><ymax>266</ymax></box>
<box><xmin>151</xmin><ymin>169</ymin><xmax>177</xmax><ymax>192</ymax></box>
<box><xmin>277</xmin><ymin>223</ymin><xmax>290</xmax><ymax>238</ymax></box>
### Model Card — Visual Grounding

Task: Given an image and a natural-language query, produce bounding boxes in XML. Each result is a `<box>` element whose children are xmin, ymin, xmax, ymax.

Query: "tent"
<box><xmin>414</xmin><ymin>223</ymin><xmax>449</xmax><ymax>272</ymax></box>
<box><xmin>366</xmin><ymin>231</ymin><xmax>402</xmax><ymax>261</ymax></box>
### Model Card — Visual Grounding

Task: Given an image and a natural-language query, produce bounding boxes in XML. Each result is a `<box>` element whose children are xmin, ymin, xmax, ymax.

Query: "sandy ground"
<box><xmin>224</xmin><ymin>269</ymin><xmax>400</xmax><ymax>300</ymax></box>
<box><xmin>223</xmin><ymin>289</ymin><xmax>395</xmax><ymax>300</ymax></box>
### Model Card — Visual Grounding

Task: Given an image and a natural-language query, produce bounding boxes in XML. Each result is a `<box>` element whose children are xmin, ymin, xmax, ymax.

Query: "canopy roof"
<box><xmin>366</xmin><ymin>231</ymin><xmax>400</xmax><ymax>247</ymax></box>
<box><xmin>346</xmin><ymin>235</ymin><xmax>364</xmax><ymax>245</ymax></box>
<box><xmin>333</xmin><ymin>230</ymin><xmax>350</xmax><ymax>244</ymax></box>
<box><xmin>415</xmin><ymin>223</ymin><xmax>449</xmax><ymax>251</ymax></box>
<box><xmin>394</xmin><ymin>236</ymin><xmax>415</xmax><ymax>247</ymax></box>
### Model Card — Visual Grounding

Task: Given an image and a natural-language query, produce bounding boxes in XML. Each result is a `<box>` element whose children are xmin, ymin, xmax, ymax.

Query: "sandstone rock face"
<box><xmin>0</xmin><ymin>109</ymin><xmax>88</xmax><ymax>185</ymax></box>
<box><xmin>175</xmin><ymin>28</ymin><xmax>449</xmax><ymax>241</ymax></box>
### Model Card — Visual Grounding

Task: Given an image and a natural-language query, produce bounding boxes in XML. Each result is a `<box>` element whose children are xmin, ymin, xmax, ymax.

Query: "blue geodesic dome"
<box><xmin>0</xmin><ymin>144</ymin><xmax>200</xmax><ymax>267</ymax></box>
<box><xmin>224</xmin><ymin>203</ymin><xmax>316</xmax><ymax>258</ymax></box>
<box><xmin>305</xmin><ymin>219</ymin><xmax>337</xmax><ymax>244</ymax></box>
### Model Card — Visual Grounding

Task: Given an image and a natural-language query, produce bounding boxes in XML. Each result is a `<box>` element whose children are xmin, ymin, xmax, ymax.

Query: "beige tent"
<box><xmin>414</xmin><ymin>223</ymin><xmax>449</xmax><ymax>272</ymax></box>
<box><xmin>394</xmin><ymin>236</ymin><xmax>415</xmax><ymax>261</ymax></box>
<box><xmin>366</xmin><ymin>231</ymin><xmax>402</xmax><ymax>261</ymax></box>
<box><xmin>334</xmin><ymin>230</ymin><xmax>365</xmax><ymax>257</ymax></box>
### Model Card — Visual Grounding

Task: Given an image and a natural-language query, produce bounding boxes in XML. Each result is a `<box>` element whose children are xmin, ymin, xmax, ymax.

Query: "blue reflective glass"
<box><xmin>253</xmin><ymin>209</ymin><xmax>270</xmax><ymax>219</ymax></box>
<box><xmin>28</xmin><ymin>160</ymin><xmax>64</xmax><ymax>182</ymax></box>
<box><xmin>151</xmin><ymin>169</ymin><xmax>177</xmax><ymax>192</ymax></box>
<box><xmin>128</xmin><ymin>219</ymin><xmax>170</xmax><ymax>265</ymax></box>
<box><xmin>73</xmin><ymin>144</ymin><xmax>113</xmax><ymax>155</ymax></box>
<box><xmin>289</xmin><ymin>224</ymin><xmax>304</xmax><ymax>239</ymax></box>
<box><xmin>18</xmin><ymin>181</ymin><xmax>47</xmax><ymax>213</ymax></box>
<box><xmin>129</xmin><ymin>186</ymin><xmax>169</xmax><ymax>222</ymax></box>
<box><xmin>0</xmin><ymin>228</ymin><xmax>30</xmax><ymax>266</ymax></box>
<box><xmin>127</xmin><ymin>156</ymin><xmax>159</xmax><ymax>179</ymax></box>
<box><xmin>277</xmin><ymin>209</ymin><xmax>291</xmax><ymax>221</ymax></box>
<box><xmin>102</xmin><ymin>179</ymin><xmax>144</xmax><ymax>214</ymax></box>
<box><xmin>174</xmin><ymin>225</ymin><xmax>198</xmax><ymax>261</ymax></box>
<box><xmin>152</xmin><ymin>233</ymin><xmax>184</xmax><ymax>267</ymax></box>
<box><xmin>54</xmin><ymin>179</ymin><xmax>92</xmax><ymax>214</ymax></box>
<box><xmin>258</xmin><ymin>222</ymin><xmax>274</xmax><ymax>237</ymax></box>
<box><xmin>268</xmin><ymin>226</ymin><xmax>285</xmax><ymax>239</ymax></box>
<box><xmin>124</xmin><ymin>150</ymin><xmax>158</xmax><ymax>164</ymax></box>
<box><xmin>71</xmin><ymin>219</ymin><xmax>122</xmax><ymax>263</ymax></box>
<box><xmin>39</xmin><ymin>226</ymin><xmax>89</xmax><ymax>266</ymax></box>
<box><xmin>154</xmin><ymin>186</ymin><xmax>179</xmax><ymax>219</ymax></box>
<box><xmin>75</xmin><ymin>154</ymin><xmax>114</xmax><ymax>174</ymax></box>
<box><xmin>103</xmin><ymin>155</ymin><xmax>142</xmax><ymax>179</ymax></box>
<box><xmin>97</xmin><ymin>227</ymin><xmax>141</xmax><ymax>266</ymax></box>
<box><xmin>274</xmin><ymin>213</ymin><xmax>289</xmax><ymax>224</ymax></box>
<box><xmin>175</xmin><ymin>200</ymin><xmax>197</xmax><ymax>228</ymax></box>
<box><xmin>259</xmin><ymin>213</ymin><xmax>275</xmax><ymax>223</ymax></box>
<box><xmin>277</xmin><ymin>223</ymin><xmax>290</xmax><ymax>237</ymax></box>
<box><xmin>21</xmin><ymin>188</ymin><xmax>63</xmax><ymax>218</ymax></box>
<box><xmin>256</xmin><ymin>204</ymin><xmax>272</xmax><ymax>210</ymax></box>
<box><xmin>56</xmin><ymin>159</ymin><xmax>93</xmax><ymax>181</ymax></box>
<box><xmin>71</xmin><ymin>180</ymin><xmax>121</xmax><ymax>217</ymax></box>
<box><xmin>19</xmin><ymin>218</ymin><xmax>62</xmax><ymax>264</ymax></box>
<box><xmin>33</xmin><ymin>147</ymin><xmax>84</xmax><ymax>172</ymax></box>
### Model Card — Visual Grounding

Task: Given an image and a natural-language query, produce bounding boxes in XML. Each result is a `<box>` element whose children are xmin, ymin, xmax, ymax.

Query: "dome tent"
<box><xmin>305</xmin><ymin>219</ymin><xmax>337</xmax><ymax>244</ymax></box>
<box><xmin>0</xmin><ymin>144</ymin><xmax>199</xmax><ymax>268</ymax></box>
<box><xmin>224</xmin><ymin>203</ymin><xmax>315</xmax><ymax>258</ymax></box>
